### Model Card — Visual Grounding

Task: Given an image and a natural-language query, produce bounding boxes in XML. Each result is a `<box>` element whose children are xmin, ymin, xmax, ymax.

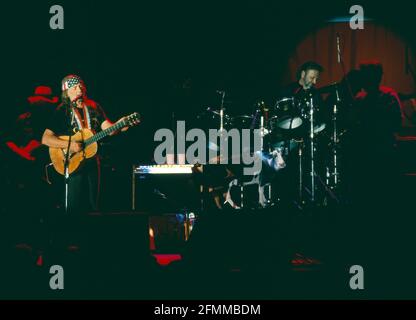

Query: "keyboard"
<box><xmin>133</xmin><ymin>164</ymin><xmax>195</xmax><ymax>175</ymax></box>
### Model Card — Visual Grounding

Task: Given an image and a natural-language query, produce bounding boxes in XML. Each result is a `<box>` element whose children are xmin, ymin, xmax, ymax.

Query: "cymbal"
<box><xmin>197</xmin><ymin>107</ymin><xmax>229</xmax><ymax>118</ymax></box>
<box><xmin>317</xmin><ymin>82</ymin><xmax>339</xmax><ymax>94</ymax></box>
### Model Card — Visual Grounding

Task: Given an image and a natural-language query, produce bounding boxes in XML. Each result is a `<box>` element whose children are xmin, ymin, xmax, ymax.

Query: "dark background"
<box><xmin>1</xmin><ymin>0</ymin><xmax>415</xmax><ymax>164</ymax></box>
<box><xmin>1</xmin><ymin>0</ymin><xmax>416</xmax><ymax>299</ymax></box>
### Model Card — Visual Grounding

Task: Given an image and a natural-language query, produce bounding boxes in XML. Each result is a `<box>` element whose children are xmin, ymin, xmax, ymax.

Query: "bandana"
<box><xmin>62</xmin><ymin>75</ymin><xmax>84</xmax><ymax>91</ymax></box>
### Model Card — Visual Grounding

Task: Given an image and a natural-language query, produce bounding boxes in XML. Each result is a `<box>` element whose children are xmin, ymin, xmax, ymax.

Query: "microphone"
<box><xmin>71</xmin><ymin>96</ymin><xmax>83</xmax><ymax>107</ymax></box>
<box><xmin>336</xmin><ymin>33</ymin><xmax>341</xmax><ymax>63</ymax></box>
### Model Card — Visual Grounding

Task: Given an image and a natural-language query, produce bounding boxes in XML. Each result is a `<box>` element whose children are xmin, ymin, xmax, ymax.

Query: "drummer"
<box><xmin>278</xmin><ymin>61</ymin><xmax>328</xmax><ymax>134</ymax></box>
<box><xmin>279</xmin><ymin>61</ymin><xmax>324</xmax><ymax>98</ymax></box>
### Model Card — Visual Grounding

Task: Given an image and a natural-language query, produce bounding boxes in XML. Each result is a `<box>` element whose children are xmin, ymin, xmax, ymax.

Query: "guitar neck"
<box><xmin>84</xmin><ymin>120</ymin><xmax>127</xmax><ymax>146</ymax></box>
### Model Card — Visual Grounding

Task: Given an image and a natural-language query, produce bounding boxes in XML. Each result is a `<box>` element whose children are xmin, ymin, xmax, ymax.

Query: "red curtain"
<box><xmin>287</xmin><ymin>22</ymin><xmax>415</xmax><ymax>92</ymax></box>
<box><xmin>286</xmin><ymin>22</ymin><xmax>416</xmax><ymax>129</ymax></box>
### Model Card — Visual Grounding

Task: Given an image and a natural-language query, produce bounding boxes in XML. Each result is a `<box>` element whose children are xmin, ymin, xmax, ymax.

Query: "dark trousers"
<box><xmin>67</xmin><ymin>157</ymin><xmax>101</xmax><ymax>215</ymax></box>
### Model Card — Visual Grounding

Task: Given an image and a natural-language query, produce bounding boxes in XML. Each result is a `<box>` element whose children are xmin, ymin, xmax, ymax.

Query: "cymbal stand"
<box><xmin>309</xmin><ymin>96</ymin><xmax>316</xmax><ymax>203</ymax></box>
<box><xmin>298</xmin><ymin>140</ymin><xmax>303</xmax><ymax>204</ymax></box>
<box><xmin>325</xmin><ymin>85</ymin><xmax>341</xmax><ymax>190</ymax></box>
<box><xmin>332</xmin><ymin>85</ymin><xmax>340</xmax><ymax>188</ymax></box>
<box><xmin>219</xmin><ymin>91</ymin><xmax>225</xmax><ymax>132</ymax></box>
<box><xmin>259</xmin><ymin>114</ymin><xmax>272</xmax><ymax>206</ymax></box>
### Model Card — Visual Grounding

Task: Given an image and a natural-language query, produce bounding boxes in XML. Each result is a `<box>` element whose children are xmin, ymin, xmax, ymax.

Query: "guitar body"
<box><xmin>49</xmin><ymin>129</ymin><xmax>98</xmax><ymax>175</ymax></box>
<box><xmin>48</xmin><ymin>112</ymin><xmax>140</xmax><ymax>176</ymax></box>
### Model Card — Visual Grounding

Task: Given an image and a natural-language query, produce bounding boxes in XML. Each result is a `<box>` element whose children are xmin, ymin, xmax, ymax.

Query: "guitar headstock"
<box><xmin>125</xmin><ymin>112</ymin><xmax>141</xmax><ymax>127</ymax></box>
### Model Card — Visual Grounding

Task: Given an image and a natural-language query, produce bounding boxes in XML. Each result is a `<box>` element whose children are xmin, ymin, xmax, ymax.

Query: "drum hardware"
<box><xmin>219</xmin><ymin>90</ymin><xmax>226</xmax><ymax>133</ymax></box>
<box><xmin>260</xmin><ymin>116</ymin><xmax>265</xmax><ymax>150</ymax></box>
<box><xmin>332</xmin><ymin>87</ymin><xmax>340</xmax><ymax>188</ymax></box>
<box><xmin>325</xmin><ymin>84</ymin><xmax>342</xmax><ymax>189</ymax></box>
<box><xmin>309</xmin><ymin>96</ymin><xmax>316</xmax><ymax>203</ymax></box>
<box><xmin>290</xmin><ymin>94</ymin><xmax>328</xmax><ymax>206</ymax></box>
<box><xmin>192</xmin><ymin>86</ymin><xmax>346</xmax><ymax>209</ymax></box>
<box><xmin>298</xmin><ymin>141</ymin><xmax>303</xmax><ymax>204</ymax></box>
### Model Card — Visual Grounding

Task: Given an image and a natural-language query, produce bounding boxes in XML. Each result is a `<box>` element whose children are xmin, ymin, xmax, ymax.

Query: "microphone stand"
<box><xmin>337</xmin><ymin>33</ymin><xmax>354</xmax><ymax>101</ymax></box>
<box><xmin>64</xmin><ymin>103</ymin><xmax>75</xmax><ymax>214</ymax></box>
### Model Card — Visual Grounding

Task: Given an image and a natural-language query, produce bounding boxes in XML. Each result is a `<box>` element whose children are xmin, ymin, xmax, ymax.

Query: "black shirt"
<box><xmin>278</xmin><ymin>82</ymin><xmax>324</xmax><ymax>107</ymax></box>
<box><xmin>278</xmin><ymin>81</ymin><xmax>304</xmax><ymax>99</ymax></box>
<box><xmin>349</xmin><ymin>86</ymin><xmax>402</xmax><ymax>150</ymax></box>
<box><xmin>47</xmin><ymin>99</ymin><xmax>108</xmax><ymax>136</ymax></box>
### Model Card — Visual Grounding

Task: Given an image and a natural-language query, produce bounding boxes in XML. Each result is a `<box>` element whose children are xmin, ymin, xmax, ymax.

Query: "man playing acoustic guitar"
<box><xmin>41</xmin><ymin>75</ymin><xmax>135</xmax><ymax>215</ymax></box>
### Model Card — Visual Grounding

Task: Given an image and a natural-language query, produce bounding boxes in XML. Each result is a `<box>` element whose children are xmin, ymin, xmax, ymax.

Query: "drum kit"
<box><xmin>197</xmin><ymin>89</ymin><xmax>341</xmax><ymax>209</ymax></box>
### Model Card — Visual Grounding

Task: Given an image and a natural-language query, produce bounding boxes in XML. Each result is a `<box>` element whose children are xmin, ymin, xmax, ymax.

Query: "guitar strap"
<box><xmin>72</xmin><ymin>105</ymin><xmax>91</xmax><ymax>131</ymax></box>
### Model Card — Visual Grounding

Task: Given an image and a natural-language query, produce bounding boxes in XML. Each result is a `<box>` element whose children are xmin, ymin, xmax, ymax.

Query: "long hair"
<box><xmin>61</xmin><ymin>89</ymin><xmax>70</xmax><ymax>106</ymax></box>
<box><xmin>60</xmin><ymin>75</ymin><xmax>87</xmax><ymax>106</ymax></box>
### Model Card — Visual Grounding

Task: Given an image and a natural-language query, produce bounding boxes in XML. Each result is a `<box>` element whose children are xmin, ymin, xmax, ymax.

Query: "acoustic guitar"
<box><xmin>49</xmin><ymin>112</ymin><xmax>140</xmax><ymax>175</ymax></box>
